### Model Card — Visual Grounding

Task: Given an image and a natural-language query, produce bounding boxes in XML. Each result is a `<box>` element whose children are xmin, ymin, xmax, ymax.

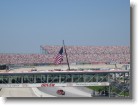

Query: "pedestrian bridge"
<box><xmin>0</xmin><ymin>69</ymin><xmax>129</xmax><ymax>88</ymax></box>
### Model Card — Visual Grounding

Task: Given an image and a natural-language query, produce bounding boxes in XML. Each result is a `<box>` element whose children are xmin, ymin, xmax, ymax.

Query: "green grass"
<box><xmin>87</xmin><ymin>86</ymin><xmax>108</xmax><ymax>91</ymax></box>
<box><xmin>87</xmin><ymin>86</ymin><xmax>129</xmax><ymax>96</ymax></box>
<box><xmin>119</xmin><ymin>92</ymin><xmax>129</xmax><ymax>96</ymax></box>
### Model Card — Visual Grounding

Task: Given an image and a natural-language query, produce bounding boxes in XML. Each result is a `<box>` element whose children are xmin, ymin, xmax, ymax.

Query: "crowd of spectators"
<box><xmin>0</xmin><ymin>54</ymin><xmax>54</xmax><ymax>65</ymax></box>
<box><xmin>42</xmin><ymin>45</ymin><xmax>130</xmax><ymax>55</ymax></box>
<box><xmin>42</xmin><ymin>45</ymin><xmax>130</xmax><ymax>64</ymax></box>
<box><xmin>0</xmin><ymin>45</ymin><xmax>130</xmax><ymax>65</ymax></box>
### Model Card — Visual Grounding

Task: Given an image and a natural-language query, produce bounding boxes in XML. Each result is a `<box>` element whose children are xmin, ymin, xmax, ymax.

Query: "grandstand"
<box><xmin>0</xmin><ymin>45</ymin><xmax>130</xmax><ymax>65</ymax></box>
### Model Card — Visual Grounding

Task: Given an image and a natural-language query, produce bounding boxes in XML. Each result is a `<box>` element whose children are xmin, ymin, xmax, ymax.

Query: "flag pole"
<box><xmin>63</xmin><ymin>40</ymin><xmax>70</xmax><ymax>70</ymax></box>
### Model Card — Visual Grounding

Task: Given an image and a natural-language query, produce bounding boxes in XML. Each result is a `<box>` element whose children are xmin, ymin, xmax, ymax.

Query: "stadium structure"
<box><xmin>0</xmin><ymin>45</ymin><xmax>130</xmax><ymax>98</ymax></box>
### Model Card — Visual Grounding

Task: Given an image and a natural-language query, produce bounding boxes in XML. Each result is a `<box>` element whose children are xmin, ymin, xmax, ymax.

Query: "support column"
<box><xmin>9</xmin><ymin>75</ymin><xmax>11</xmax><ymax>84</ymax></box>
<box><xmin>108</xmin><ymin>73</ymin><xmax>111</xmax><ymax>98</ymax></box>
<box><xmin>59</xmin><ymin>74</ymin><xmax>61</xmax><ymax>83</ymax></box>
<box><xmin>96</xmin><ymin>74</ymin><xmax>98</xmax><ymax>82</ymax></box>
<box><xmin>109</xmin><ymin>85</ymin><xmax>111</xmax><ymax>98</ymax></box>
<box><xmin>47</xmin><ymin>74</ymin><xmax>49</xmax><ymax>83</ymax></box>
<box><xmin>34</xmin><ymin>75</ymin><xmax>36</xmax><ymax>83</ymax></box>
<box><xmin>83</xmin><ymin>74</ymin><xmax>86</xmax><ymax>82</ymax></box>
<box><xmin>124</xmin><ymin>73</ymin><xmax>126</xmax><ymax>97</ymax></box>
<box><xmin>21</xmin><ymin>75</ymin><xmax>23</xmax><ymax>84</ymax></box>
<box><xmin>71</xmin><ymin>74</ymin><xmax>73</xmax><ymax>83</ymax></box>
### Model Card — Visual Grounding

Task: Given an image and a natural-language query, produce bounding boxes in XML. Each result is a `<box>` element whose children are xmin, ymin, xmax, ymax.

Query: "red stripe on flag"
<box><xmin>54</xmin><ymin>54</ymin><xmax>63</xmax><ymax>64</ymax></box>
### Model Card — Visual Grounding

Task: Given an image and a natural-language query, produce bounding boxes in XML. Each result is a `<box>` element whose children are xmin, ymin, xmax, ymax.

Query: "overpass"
<box><xmin>0</xmin><ymin>69</ymin><xmax>129</xmax><ymax>87</ymax></box>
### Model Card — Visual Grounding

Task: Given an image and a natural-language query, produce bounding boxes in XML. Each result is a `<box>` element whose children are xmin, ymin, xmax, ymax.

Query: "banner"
<box><xmin>0</xmin><ymin>82</ymin><xmax>109</xmax><ymax>88</ymax></box>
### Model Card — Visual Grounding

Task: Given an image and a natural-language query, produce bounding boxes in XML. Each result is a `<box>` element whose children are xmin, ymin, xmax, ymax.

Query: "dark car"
<box><xmin>100</xmin><ymin>90</ymin><xmax>109</xmax><ymax>97</ymax></box>
<box><xmin>57</xmin><ymin>89</ymin><xmax>65</xmax><ymax>95</ymax></box>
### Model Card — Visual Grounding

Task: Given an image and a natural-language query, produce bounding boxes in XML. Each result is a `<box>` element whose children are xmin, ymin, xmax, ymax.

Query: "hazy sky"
<box><xmin>0</xmin><ymin>0</ymin><xmax>130</xmax><ymax>53</ymax></box>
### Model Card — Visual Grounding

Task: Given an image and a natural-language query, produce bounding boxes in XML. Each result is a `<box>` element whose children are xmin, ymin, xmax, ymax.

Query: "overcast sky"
<box><xmin>0</xmin><ymin>0</ymin><xmax>130</xmax><ymax>53</ymax></box>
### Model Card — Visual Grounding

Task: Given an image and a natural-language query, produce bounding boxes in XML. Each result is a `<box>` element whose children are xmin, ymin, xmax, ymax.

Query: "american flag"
<box><xmin>54</xmin><ymin>47</ymin><xmax>63</xmax><ymax>64</ymax></box>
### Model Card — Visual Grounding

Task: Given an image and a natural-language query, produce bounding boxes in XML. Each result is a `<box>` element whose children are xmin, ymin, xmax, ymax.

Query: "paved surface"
<box><xmin>0</xmin><ymin>88</ymin><xmax>37</xmax><ymax>97</ymax></box>
<box><xmin>0</xmin><ymin>87</ymin><xmax>92</xmax><ymax>97</ymax></box>
<box><xmin>0</xmin><ymin>64</ymin><xmax>123</xmax><ymax>73</ymax></box>
<box><xmin>38</xmin><ymin>87</ymin><xmax>92</xmax><ymax>97</ymax></box>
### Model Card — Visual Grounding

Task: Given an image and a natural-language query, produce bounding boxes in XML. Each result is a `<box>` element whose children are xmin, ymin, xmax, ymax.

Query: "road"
<box><xmin>0</xmin><ymin>87</ymin><xmax>92</xmax><ymax>97</ymax></box>
<box><xmin>0</xmin><ymin>88</ymin><xmax>37</xmax><ymax>97</ymax></box>
<box><xmin>38</xmin><ymin>87</ymin><xmax>92</xmax><ymax>97</ymax></box>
